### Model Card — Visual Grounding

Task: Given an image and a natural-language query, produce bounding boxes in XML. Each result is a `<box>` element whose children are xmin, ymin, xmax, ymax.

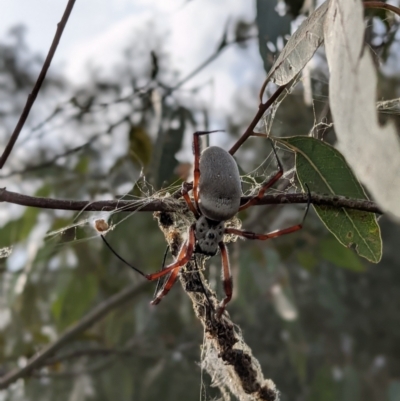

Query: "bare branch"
<box><xmin>0</xmin><ymin>0</ymin><xmax>76</xmax><ymax>168</ymax></box>
<box><xmin>0</xmin><ymin>282</ymin><xmax>147</xmax><ymax>390</ymax></box>
<box><xmin>0</xmin><ymin>187</ymin><xmax>383</xmax><ymax>214</ymax></box>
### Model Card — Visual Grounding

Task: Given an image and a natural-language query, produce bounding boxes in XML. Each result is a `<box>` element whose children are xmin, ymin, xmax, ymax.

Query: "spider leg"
<box><xmin>181</xmin><ymin>181</ymin><xmax>199</xmax><ymax>218</ymax></box>
<box><xmin>227</xmin><ymin>189</ymin><xmax>311</xmax><ymax>240</ymax></box>
<box><xmin>153</xmin><ymin>245</ymin><xmax>170</xmax><ymax>300</ymax></box>
<box><xmin>151</xmin><ymin>264</ymin><xmax>181</xmax><ymax>305</ymax></box>
<box><xmin>145</xmin><ymin>225</ymin><xmax>196</xmax><ymax>281</ymax></box>
<box><xmin>101</xmin><ymin>235</ymin><xmax>147</xmax><ymax>278</ymax></box>
<box><xmin>194</xmin><ymin>258</ymin><xmax>215</xmax><ymax>313</ymax></box>
<box><xmin>239</xmin><ymin>138</ymin><xmax>283</xmax><ymax>211</ymax></box>
<box><xmin>150</xmin><ymin>226</ymin><xmax>197</xmax><ymax>304</ymax></box>
<box><xmin>216</xmin><ymin>242</ymin><xmax>232</xmax><ymax>319</ymax></box>
<box><xmin>102</xmin><ymin>225</ymin><xmax>195</xmax><ymax>282</ymax></box>
<box><xmin>192</xmin><ymin>130</ymin><xmax>224</xmax><ymax>210</ymax></box>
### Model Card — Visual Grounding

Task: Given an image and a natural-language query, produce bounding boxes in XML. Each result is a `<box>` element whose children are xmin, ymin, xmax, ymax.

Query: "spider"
<box><xmin>102</xmin><ymin>130</ymin><xmax>310</xmax><ymax>318</ymax></box>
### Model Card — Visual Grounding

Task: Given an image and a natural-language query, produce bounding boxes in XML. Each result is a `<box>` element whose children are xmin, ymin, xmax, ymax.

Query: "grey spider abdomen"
<box><xmin>198</xmin><ymin>146</ymin><xmax>242</xmax><ymax>222</ymax></box>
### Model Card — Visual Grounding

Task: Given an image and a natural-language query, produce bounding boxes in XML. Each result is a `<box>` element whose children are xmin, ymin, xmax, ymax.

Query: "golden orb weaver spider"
<box><xmin>101</xmin><ymin>129</ymin><xmax>310</xmax><ymax>318</ymax></box>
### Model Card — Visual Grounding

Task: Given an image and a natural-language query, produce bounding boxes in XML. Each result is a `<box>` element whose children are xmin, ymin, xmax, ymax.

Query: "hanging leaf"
<box><xmin>156</xmin><ymin>106</ymin><xmax>195</xmax><ymax>188</ymax></box>
<box><xmin>324</xmin><ymin>0</ymin><xmax>400</xmax><ymax>218</ymax></box>
<box><xmin>280</xmin><ymin>136</ymin><xmax>382</xmax><ymax>263</ymax></box>
<box><xmin>265</xmin><ymin>1</ymin><xmax>329</xmax><ymax>85</ymax></box>
<box><xmin>129</xmin><ymin>125</ymin><xmax>153</xmax><ymax>167</ymax></box>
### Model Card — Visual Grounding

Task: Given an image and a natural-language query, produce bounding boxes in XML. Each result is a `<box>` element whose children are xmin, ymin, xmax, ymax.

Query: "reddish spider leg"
<box><xmin>216</xmin><ymin>188</ymin><xmax>311</xmax><ymax>318</ymax></box>
<box><xmin>101</xmin><ymin>225</ymin><xmax>195</xmax><ymax>284</ymax></box>
<box><xmin>181</xmin><ymin>181</ymin><xmax>199</xmax><ymax>218</ymax></box>
<box><xmin>226</xmin><ymin>188</ymin><xmax>311</xmax><ymax>241</ymax></box>
<box><xmin>151</xmin><ymin>242</ymin><xmax>188</xmax><ymax>305</ymax></box>
<box><xmin>216</xmin><ymin>242</ymin><xmax>232</xmax><ymax>318</ymax></box>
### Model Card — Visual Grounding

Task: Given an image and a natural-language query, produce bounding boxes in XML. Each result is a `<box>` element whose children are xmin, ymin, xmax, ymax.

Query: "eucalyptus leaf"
<box><xmin>324</xmin><ymin>0</ymin><xmax>400</xmax><ymax>218</ymax></box>
<box><xmin>266</xmin><ymin>1</ymin><xmax>329</xmax><ymax>85</ymax></box>
<box><xmin>129</xmin><ymin>125</ymin><xmax>153</xmax><ymax>167</ymax></box>
<box><xmin>319</xmin><ymin>237</ymin><xmax>365</xmax><ymax>272</ymax></box>
<box><xmin>280</xmin><ymin>136</ymin><xmax>382</xmax><ymax>263</ymax></box>
<box><xmin>156</xmin><ymin>106</ymin><xmax>194</xmax><ymax>188</ymax></box>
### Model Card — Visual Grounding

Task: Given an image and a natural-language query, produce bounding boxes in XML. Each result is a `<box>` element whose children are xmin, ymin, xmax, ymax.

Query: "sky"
<box><xmin>1</xmin><ymin>0</ymin><xmax>264</xmax><ymax>117</ymax></box>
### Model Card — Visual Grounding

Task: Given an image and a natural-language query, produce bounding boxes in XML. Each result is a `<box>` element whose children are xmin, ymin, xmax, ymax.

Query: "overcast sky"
<box><xmin>1</xmin><ymin>0</ymin><xmax>265</xmax><ymax>116</ymax></box>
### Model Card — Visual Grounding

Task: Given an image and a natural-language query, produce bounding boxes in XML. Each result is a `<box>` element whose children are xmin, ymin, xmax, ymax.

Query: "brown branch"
<box><xmin>228</xmin><ymin>84</ymin><xmax>288</xmax><ymax>155</ymax></box>
<box><xmin>0</xmin><ymin>187</ymin><xmax>383</xmax><ymax>214</ymax></box>
<box><xmin>363</xmin><ymin>1</ymin><xmax>400</xmax><ymax>17</ymax></box>
<box><xmin>0</xmin><ymin>282</ymin><xmax>147</xmax><ymax>390</ymax></box>
<box><xmin>0</xmin><ymin>0</ymin><xmax>76</xmax><ymax>169</ymax></box>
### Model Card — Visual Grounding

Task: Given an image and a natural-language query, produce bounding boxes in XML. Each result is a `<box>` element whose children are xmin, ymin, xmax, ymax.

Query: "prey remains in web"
<box><xmin>101</xmin><ymin>84</ymin><xmax>311</xmax><ymax>320</ymax></box>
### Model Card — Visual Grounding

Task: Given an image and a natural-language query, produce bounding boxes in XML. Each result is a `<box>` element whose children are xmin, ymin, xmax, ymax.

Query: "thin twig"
<box><xmin>0</xmin><ymin>188</ymin><xmax>382</xmax><ymax>214</ymax></box>
<box><xmin>0</xmin><ymin>0</ymin><xmax>76</xmax><ymax>169</ymax></box>
<box><xmin>0</xmin><ymin>282</ymin><xmax>147</xmax><ymax>390</ymax></box>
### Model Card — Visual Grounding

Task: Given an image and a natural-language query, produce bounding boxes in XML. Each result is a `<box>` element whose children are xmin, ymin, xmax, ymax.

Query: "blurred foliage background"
<box><xmin>1</xmin><ymin>1</ymin><xmax>400</xmax><ymax>400</ymax></box>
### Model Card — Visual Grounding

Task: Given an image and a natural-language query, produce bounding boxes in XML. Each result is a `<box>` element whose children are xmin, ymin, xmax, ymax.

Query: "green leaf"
<box><xmin>297</xmin><ymin>251</ymin><xmax>318</xmax><ymax>271</ymax></box>
<box><xmin>319</xmin><ymin>237</ymin><xmax>365</xmax><ymax>272</ymax></box>
<box><xmin>74</xmin><ymin>155</ymin><xmax>90</xmax><ymax>174</ymax></box>
<box><xmin>0</xmin><ymin>185</ymin><xmax>53</xmax><ymax>247</ymax></box>
<box><xmin>0</xmin><ymin>208</ymin><xmax>38</xmax><ymax>248</ymax></box>
<box><xmin>280</xmin><ymin>136</ymin><xmax>382</xmax><ymax>263</ymax></box>
<box><xmin>52</xmin><ymin>269</ymin><xmax>98</xmax><ymax>329</ymax></box>
<box><xmin>129</xmin><ymin>125</ymin><xmax>153</xmax><ymax>167</ymax></box>
<box><xmin>156</xmin><ymin>106</ymin><xmax>194</xmax><ymax>188</ymax></box>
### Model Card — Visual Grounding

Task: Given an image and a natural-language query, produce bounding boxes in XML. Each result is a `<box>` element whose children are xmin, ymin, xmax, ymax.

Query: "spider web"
<box><xmin>44</xmin><ymin>175</ymin><xmax>181</xmax><ymax>246</ymax></box>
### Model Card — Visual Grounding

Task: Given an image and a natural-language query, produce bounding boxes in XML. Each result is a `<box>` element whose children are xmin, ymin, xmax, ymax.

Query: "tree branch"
<box><xmin>363</xmin><ymin>1</ymin><xmax>400</xmax><ymax>17</ymax></box>
<box><xmin>0</xmin><ymin>0</ymin><xmax>76</xmax><ymax>169</ymax></box>
<box><xmin>0</xmin><ymin>187</ymin><xmax>383</xmax><ymax>214</ymax></box>
<box><xmin>0</xmin><ymin>282</ymin><xmax>147</xmax><ymax>390</ymax></box>
<box><xmin>229</xmin><ymin>85</ymin><xmax>288</xmax><ymax>155</ymax></box>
